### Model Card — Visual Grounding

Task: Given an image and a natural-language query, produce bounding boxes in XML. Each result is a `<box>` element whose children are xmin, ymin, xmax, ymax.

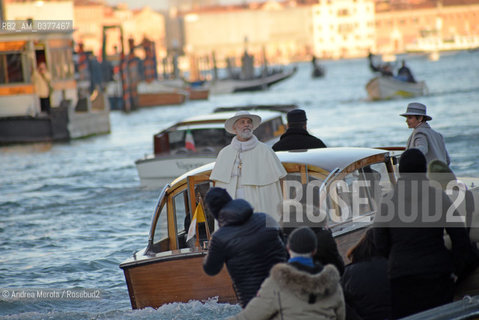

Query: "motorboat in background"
<box><xmin>366</xmin><ymin>76</ymin><xmax>428</xmax><ymax>100</ymax></box>
<box><xmin>136</xmin><ymin>81</ymin><xmax>189</xmax><ymax>108</ymax></box>
<box><xmin>311</xmin><ymin>55</ymin><xmax>325</xmax><ymax>78</ymax></box>
<box><xmin>135</xmin><ymin>105</ymin><xmax>295</xmax><ymax>188</ymax></box>
<box><xmin>121</xmin><ymin>147</ymin><xmax>400</xmax><ymax>309</ymax></box>
<box><xmin>209</xmin><ymin>66</ymin><xmax>297</xmax><ymax>94</ymax></box>
<box><xmin>0</xmin><ymin>28</ymin><xmax>110</xmax><ymax>145</ymax></box>
<box><xmin>209</xmin><ymin>47</ymin><xmax>297</xmax><ymax>94</ymax></box>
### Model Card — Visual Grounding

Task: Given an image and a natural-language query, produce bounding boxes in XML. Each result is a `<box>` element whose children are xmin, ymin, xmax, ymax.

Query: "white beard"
<box><xmin>238</xmin><ymin>129</ymin><xmax>253</xmax><ymax>140</ymax></box>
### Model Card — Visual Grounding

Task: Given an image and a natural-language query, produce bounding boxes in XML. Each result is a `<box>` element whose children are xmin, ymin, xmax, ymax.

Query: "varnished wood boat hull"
<box><xmin>187</xmin><ymin>88</ymin><xmax>209</xmax><ymax>100</ymax></box>
<box><xmin>138</xmin><ymin>92</ymin><xmax>187</xmax><ymax>107</ymax></box>
<box><xmin>120</xmin><ymin>226</ymin><xmax>367</xmax><ymax>309</ymax></box>
<box><xmin>121</xmin><ymin>252</ymin><xmax>237</xmax><ymax>309</ymax></box>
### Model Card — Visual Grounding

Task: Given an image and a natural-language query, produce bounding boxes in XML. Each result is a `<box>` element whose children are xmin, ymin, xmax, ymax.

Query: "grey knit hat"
<box><xmin>287</xmin><ymin>226</ymin><xmax>317</xmax><ymax>254</ymax></box>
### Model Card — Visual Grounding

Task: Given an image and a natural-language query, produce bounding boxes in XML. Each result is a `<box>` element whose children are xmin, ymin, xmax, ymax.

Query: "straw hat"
<box><xmin>400</xmin><ymin>102</ymin><xmax>432</xmax><ymax>121</ymax></box>
<box><xmin>224</xmin><ymin>111</ymin><xmax>262</xmax><ymax>134</ymax></box>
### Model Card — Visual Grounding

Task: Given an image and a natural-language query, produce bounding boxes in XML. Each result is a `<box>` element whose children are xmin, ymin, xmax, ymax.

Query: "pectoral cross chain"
<box><xmin>238</xmin><ymin>159</ymin><xmax>242</xmax><ymax>176</ymax></box>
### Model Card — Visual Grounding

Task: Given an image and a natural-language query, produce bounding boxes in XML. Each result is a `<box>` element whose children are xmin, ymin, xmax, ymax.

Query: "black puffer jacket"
<box><xmin>272</xmin><ymin>127</ymin><xmax>327</xmax><ymax>151</ymax></box>
<box><xmin>203</xmin><ymin>199</ymin><xmax>287</xmax><ymax>307</ymax></box>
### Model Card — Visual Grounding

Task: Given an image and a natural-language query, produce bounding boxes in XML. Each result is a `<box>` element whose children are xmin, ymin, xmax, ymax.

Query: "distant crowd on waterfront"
<box><xmin>199</xmin><ymin>104</ymin><xmax>479</xmax><ymax>319</ymax></box>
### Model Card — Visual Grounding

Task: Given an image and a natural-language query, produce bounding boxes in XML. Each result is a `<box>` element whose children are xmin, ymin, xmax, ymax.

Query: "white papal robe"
<box><xmin>210</xmin><ymin>136</ymin><xmax>287</xmax><ymax>221</ymax></box>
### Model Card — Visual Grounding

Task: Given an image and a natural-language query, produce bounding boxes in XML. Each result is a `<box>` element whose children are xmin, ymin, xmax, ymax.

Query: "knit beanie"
<box><xmin>205</xmin><ymin>187</ymin><xmax>232</xmax><ymax>219</ymax></box>
<box><xmin>287</xmin><ymin>226</ymin><xmax>317</xmax><ymax>254</ymax></box>
<box><xmin>399</xmin><ymin>148</ymin><xmax>427</xmax><ymax>174</ymax></box>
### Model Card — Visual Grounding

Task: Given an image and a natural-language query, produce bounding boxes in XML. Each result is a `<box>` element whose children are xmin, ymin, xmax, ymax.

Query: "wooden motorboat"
<box><xmin>209</xmin><ymin>67</ymin><xmax>297</xmax><ymax>95</ymax></box>
<box><xmin>366</xmin><ymin>76</ymin><xmax>428</xmax><ymax>100</ymax></box>
<box><xmin>121</xmin><ymin>147</ymin><xmax>401</xmax><ymax>309</ymax></box>
<box><xmin>135</xmin><ymin>105</ymin><xmax>295</xmax><ymax>188</ymax></box>
<box><xmin>186</xmin><ymin>87</ymin><xmax>210</xmax><ymax>100</ymax></box>
<box><xmin>0</xmin><ymin>29</ymin><xmax>110</xmax><ymax>145</ymax></box>
<box><xmin>137</xmin><ymin>81</ymin><xmax>189</xmax><ymax>108</ymax></box>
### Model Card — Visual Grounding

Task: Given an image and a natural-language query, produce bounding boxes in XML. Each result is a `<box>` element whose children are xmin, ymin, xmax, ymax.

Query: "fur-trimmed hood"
<box><xmin>271</xmin><ymin>263</ymin><xmax>340</xmax><ymax>302</ymax></box>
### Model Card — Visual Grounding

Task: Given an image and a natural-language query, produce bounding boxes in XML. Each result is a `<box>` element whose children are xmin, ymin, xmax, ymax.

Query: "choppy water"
<box><xmin>1</xmin><ymin>51</ymin><xmax>478</xmax><ymax>319</ymax></box>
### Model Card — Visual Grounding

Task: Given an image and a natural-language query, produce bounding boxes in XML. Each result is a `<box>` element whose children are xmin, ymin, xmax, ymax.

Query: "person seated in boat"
<box><xmin>202</xmin><ymin>187</ymin><xmax>287</xmax><ymax>308</ymax></box>
<box><xmin>379</xmin><ymin>63</ymin><xmax>393</xmax><ymax>77</ymax></box>
<box><xmin>400</xmin><ymin>102</ymin><xmax>451</xmax><ymax>166</ymax></box>
<box><xmin>396</xmin><ymin>60</ymin><xmax>416</xmax><ymax>83</ymax></box>
<box><xmin>32</xmin><ymin>62</ymin><xmax>52</xmax><ymax>114</ymax></box>
<box><xmin>272</xmin><ymin>109</ymin><xmax>327</xmax><ymax>151</ymax></box>
<box><xmin>210</xmin><ymin>111</ymin><xmax>287</xmax><ymax>220</ymax></box>
<box><xmin>229</xmin><ymin>226</ymin><xmax>345</xmax><ymax>320</ymax></box>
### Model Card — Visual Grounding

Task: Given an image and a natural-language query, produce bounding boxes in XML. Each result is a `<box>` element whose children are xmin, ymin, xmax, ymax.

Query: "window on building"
<box><xmin>0</xmin><ymin>53</ymin><xmax>25</xmax><ymax>84</ymax></box>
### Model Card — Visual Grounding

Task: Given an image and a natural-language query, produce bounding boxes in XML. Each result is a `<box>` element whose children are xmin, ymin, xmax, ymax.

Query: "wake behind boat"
<box><xmin>135</xmin><ymin>105</ymin><xmax>296</xmax><ymax>187</ymax></box>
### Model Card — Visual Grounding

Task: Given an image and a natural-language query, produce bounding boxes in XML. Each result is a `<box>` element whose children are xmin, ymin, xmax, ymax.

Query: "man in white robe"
<box><xmin>210</xmin><ymin>111</ymin><xmax>287</xmax><ymax>220</ymax></box>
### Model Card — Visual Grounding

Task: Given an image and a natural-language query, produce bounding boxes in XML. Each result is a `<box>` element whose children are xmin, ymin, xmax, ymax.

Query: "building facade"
<box><xmin>312</xmin><ymin>0</ymin><xmax>375</xmax><ymax>59</ymax></box>
<box><xmin>375</xmin><ymin>3</ymin><xmax>479</xmax><ymax>53</ymax></box>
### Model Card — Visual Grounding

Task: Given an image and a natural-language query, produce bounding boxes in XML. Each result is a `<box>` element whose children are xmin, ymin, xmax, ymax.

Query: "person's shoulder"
<box><xmin>217</xmin><ymin>143</ymin><xmax>233</xmax><ymax>155</ymax></box>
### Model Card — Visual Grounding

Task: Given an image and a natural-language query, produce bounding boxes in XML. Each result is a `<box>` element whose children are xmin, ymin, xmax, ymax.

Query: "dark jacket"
<box><xmin>272</xmin><ymin>127</ymin><xmax>327</xmax><ymax>151</ymax></box>
<box><xmin>374</xmin><ymin>176</ymin><xmax>474</xmax><ymax>280</ymax></box>
<box><xmin>341</xmin><ymin>257</ymin><xmax>391</xmax><ymax>320</ymax></box>
<box><xmin>203</xmin><ymin>200</ymin><xmax>287</xmax><ymax>307</ymax></box>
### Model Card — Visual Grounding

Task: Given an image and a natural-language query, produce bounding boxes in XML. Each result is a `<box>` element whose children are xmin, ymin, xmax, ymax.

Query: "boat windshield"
<box><xmin>168</xmin><ymin>128</ymin><xmax>233</xmax><ymax>153</ymax></box>
<box><xmin>324</xmin><ymin>162</ymin><xmax>393</xmax><ymax>227</ymax></box>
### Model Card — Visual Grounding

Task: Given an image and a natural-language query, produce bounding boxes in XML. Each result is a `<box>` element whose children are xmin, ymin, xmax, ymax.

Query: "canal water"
<box><xmin>1</xmin><ymin>51</ymin><xmax>478</xmax><ymax>319</ymax></box>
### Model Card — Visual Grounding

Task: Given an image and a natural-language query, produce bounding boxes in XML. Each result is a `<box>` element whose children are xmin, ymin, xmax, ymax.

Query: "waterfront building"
<box><xmin>375</xmin><ymin>1</ymin><xmax>479</xmax><ymax>53</ymax></box>
<box><xmin>183</xmin><ymin>0</ymin><xmax>375</xmax><ymax>65</ymax></box>
<box><xmin>312</xmin><ymin>0</ymin><xmax>375</xmax><ymax>59</ymax></box>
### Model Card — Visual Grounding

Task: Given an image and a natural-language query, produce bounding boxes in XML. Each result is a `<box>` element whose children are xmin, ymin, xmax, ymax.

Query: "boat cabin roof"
<box><xmin>164</xmin><ymin>110</ymin><xmax>283</xmax><ymax>132</ymax></box>
<box><xmin>170</xmin><ymin>147</ymin><xmax>389</xmax><ymax>186</ymax></box>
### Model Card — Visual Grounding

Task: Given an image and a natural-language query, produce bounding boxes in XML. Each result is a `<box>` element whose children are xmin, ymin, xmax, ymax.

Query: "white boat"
<box><xmin>209</xmin><ymin>67</ymin><xmax>297</xmax><ymax>95</ymax></box>
<box><xmin>366</xmin><ymin>76</ymin><xmax>428</xmax><ymax>100</ymax></box>
<box><xmin>0</xmin><ymin>29</ymin><xmax>110</xmax><ymax>145</ymax></box>
<box><xmin>135</xmin><ymin>105</ymin><xmax>295</xmax><ymax>188</ymax></box>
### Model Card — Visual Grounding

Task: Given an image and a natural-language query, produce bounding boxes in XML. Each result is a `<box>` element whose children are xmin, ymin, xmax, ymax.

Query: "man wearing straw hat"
<box><xmin>210</xmin><ymin>111</ymin><xmax>287</xmax><ymax>220</ymax></box>
<box><xmin>400</xmin><ymin>102</ymin><xmax>450</xmax><ymax>165</ymax></box>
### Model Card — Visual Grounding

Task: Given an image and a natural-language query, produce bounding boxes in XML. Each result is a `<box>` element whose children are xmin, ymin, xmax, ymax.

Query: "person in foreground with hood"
<box><xmin>229</xmin><ymin>226</ymin><xmax>346</xmax><ymax>320</ymax></box>
<box><xmin>202</xmin><ymin>187</ymin><xmax>287</xmax><ymax>308</ymax></box>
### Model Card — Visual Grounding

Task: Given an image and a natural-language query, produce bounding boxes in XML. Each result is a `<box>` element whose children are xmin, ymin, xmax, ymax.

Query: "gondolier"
<box><xmin>210</xmin><ymin>111</ymin><xmax>286</xmax><ymax>220</ymax></box>
<box><xmin>400</xmin><ymin>102</ymin><xmax>450</xmax><ymax>165</ymax></box>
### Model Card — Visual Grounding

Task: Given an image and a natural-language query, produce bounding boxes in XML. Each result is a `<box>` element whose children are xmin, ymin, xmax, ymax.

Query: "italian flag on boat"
<box><xmin>187</xmin><ymin>202</ymin><xmax>206</xmax><ymax>242</ymax></box>
<box><xmin>185</xmin><ymin>130</ymin><xmax>196</xmax><ymax>151</ymax></box>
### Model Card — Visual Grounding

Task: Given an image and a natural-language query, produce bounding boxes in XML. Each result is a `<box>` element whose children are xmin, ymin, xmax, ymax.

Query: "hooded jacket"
<box><xmin>203</xmin><ymin>199</ymin><xmax>287</xmax><ymax>307</ymax></box>
<box><xmin>230</xmin><ymin>263</ymin><xmax>345</xmax><ymax>320</ymax></box>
